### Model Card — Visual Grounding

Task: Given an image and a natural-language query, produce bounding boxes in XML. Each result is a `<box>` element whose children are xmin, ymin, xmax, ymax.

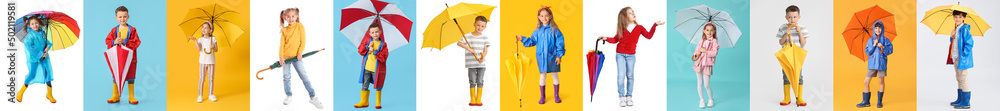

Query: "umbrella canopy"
<box><xmin>775</xmin><ymin>43</ymin><xmax>806</xmax><ymax>93</ymax></box>
<box><xmin>920</xmin><ymin>4</ymin><xmax>991</xmax><ymax>36</ymax></box>
<box><xmin>504</xmin><ymin>40</ymin><xmax>530</xmax><ymax>107</ymax></box>
<box><xmin>587</xmin><ymin>39</ymin><xmax>605</xmax><ymax>102</ymax></box>
<box><xmin>843</xmin><ymin>5</ymin><xmax>896</xmax><ymax>61</ymax></box>
<box><xmin>674</xmin><ymin>5</ymin><xmax>742</xmax><ymax>48</ymax></box>
<box><xmin>421</xmin><ymin>3</ymin><xmax>495</xmax><ymax>61</ymax></box>
<box><xmin>340</xmin><ymin>0</ymin><xmax>414</xmax><ymax>52</ymax></box>
<box><xmin>105</xmin><ymin>45</ymin><xmax>134</xmax><ymax>95</ymax></box>
<box><xmin>14</xmin><ymin>11</ymin><xmax>81</xmax><ymax>50</ymax></box>
<box><xmin>256</xmin><ymin>49</ymin><xmax>325</xmax><ymax>80</ymax></box>
<box><xmin>179</xmin><ymin>4</ymin><xmax>245</xmax><ymax>48</ymax></box>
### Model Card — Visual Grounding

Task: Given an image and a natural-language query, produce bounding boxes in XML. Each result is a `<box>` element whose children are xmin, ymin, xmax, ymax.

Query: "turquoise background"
<box><xmin>666</xmin><ymin>0</ymin><xmax>751</xmax><ymax>110</ymax></box>
<box><xmin>333</xmin><ymin>0</ymin><xmax>417</xmax><ymax>110</ymax></box>
<box><xmin>82</xmin><ymin>0</ymin><xmax>168</xmax><ymax>111</ymax></box>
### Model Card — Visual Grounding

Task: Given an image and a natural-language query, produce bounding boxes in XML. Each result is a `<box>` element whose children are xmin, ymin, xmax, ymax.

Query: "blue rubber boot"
<box><xmin>876</xmin><ymin>92</ymin><xmax>884</xmax><ymax>108</ymax></box>
<box><xmin>951</xmin><ymin>89</ymin><xmax>962</xmax><ymax>106</ymax></box>
<box><xmin>856</xmin><ymin>92</ymin><xmax>871</xmax><ymax>108</ymax></box>
<box><xmin>954</xmin><ymin>91</ymin><xmax>971</xmax><ymax>109</ymax></box>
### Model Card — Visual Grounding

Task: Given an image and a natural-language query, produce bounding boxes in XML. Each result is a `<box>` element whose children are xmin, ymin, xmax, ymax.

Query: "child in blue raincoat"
<box><xmin>514</xmin><ymin>6</ymin><xmax>566</xmax><ymax>104</ymax></box>
<box><xmin>947</xmin><ymin>10</ymin><xmax>973</xmax><ymax>109</ymax></box>
<box><xmin>15</xmin><ymin>15</ymin><xmax>57</xmax><ymax>103</ymax></box>
<box><xmin>857</xmin><ymin>21</ymin><xmax>892</xmax><ymax>108</ymax></box>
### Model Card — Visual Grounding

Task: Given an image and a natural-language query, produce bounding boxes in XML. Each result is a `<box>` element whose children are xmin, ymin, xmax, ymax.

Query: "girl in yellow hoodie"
<box><xmin>278</xmin><ymin>8</ymin><xmax>322</xmax><ymax>109</ymax></box>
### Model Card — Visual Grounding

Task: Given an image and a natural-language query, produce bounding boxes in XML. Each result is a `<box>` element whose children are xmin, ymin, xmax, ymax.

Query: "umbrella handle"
<box><xmin>594</xmin><ymin>39</ymin><xmax>605</xmax><ymax>51</ymax></box>
<box><xmin>692</xmin><ymin>55</ymin><xmax>699</xmax><ymax>61</ymax></box>
<box><xmin>255</xmin><ymin>68</ymin><xmax>270</xmax><ymax>80</ymax></box>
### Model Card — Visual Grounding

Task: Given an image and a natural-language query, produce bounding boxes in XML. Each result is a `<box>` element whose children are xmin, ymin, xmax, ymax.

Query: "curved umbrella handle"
<box><xmin>692</xmin><ymin>54</ymin><xmax>699</xmax><ymax>61</ymax></box>
<box><xmin>594</xmin><ymin>39</ymin><xmax>605</xmax><ymax>51</ymax></box>
<box><xmin>255</xmin><ymin>68</ymin><xmax>270</xmax><ymax>80</ymax></box>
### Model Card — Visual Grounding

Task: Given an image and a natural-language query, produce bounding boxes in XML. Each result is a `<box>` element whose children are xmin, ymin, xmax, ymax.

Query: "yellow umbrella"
<box><xmin>505</xmin><ymin>41</ymin><xmax>531</xmax><ymax>107</ymax></box>
<box><xmin>422</xmin><ymin>3</ymin><xmax>495</xmax><ymax>61</ymax></box>
<box><xmin>179</xmin><ymin>3</ymin><xmax>245</xmax><ymax>47</ymax></box>
<box><xmin>920</xmin><ymin>3</ymin><xmax>991</xmax><ymax>36</ymax></box>
<box><xmin>775</xmin><ymin>43</ymin><xmax>806</xmax><ymax>93</ymax></box>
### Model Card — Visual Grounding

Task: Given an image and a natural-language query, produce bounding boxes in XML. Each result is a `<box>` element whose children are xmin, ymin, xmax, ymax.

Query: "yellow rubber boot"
<box><xmin>108</xmin><ymin>83</ymin><xmax>120</xmax><ymax>103</ymax></box>
<box><xmin>780</xmin><ymin>84</ymin><xmax>790</xmax><ymax>105</ymax></box>
<box><xmin>16</xmin><ymin>85</ymin><xmax>27</xmax><ymax>102</ymax></box>
<box><xmin>796</xmin><ymin>84</ymin><xmax>807</xmax><ymax>106</ymax></box>
<box><xmin>46</xmin><ymin>86</ymin><xmax>56</xmax><ymax>103</ymax></box>
<box><xmin>353</xmin><ymin>90</ymin><xmax>369</xmax><ymax>108</ymax></box>
<box><xmin>375</xmin><ymin>91</ymin><xmax>383</xmax><ymax>109</ymax></box>
<box><xmin>469</xmin><ymin>88</ymin><xmax>476</xmax><ymax>106</ymax></box>
<box><xmin>128</xmin><ymin>83</ymin><xmax>139</xmax><ymax>104</ymax></box>
<box><xmin>476</xmin><ymin>87</ymin><xmax>483</xmax><ymax>105</ymax></box>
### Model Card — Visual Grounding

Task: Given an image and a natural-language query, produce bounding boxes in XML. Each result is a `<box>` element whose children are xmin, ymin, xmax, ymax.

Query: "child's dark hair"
<box><xmin>952</xmin><ymin>10</ymin><xmax>967</xmax><ymax>17</ymax></box>
<box><xmin>369</xmin><ymin>22</ymin><xmax>380</xmax><ymax>29</ymax></box>
<box><xmin>785</xmin><ymin>5</ymin><xmax>799</xmax><ymax>13</ymax></box>
<box><xmin>116</xmin><ymin>6</ymin><xmax>128</xmax><ymax>13</ymax></box>
<box><xmin>873</xmin><ymin>22</ymin><xmax>883</xmax><ymax>29</ymax></box>
<box><xmin>474</xmin><ymin>16</ymin><xmax>489</xmax><ymax>23</ymax></box>
<box><xmin>280</xmin><ymin>8</ymin><xmax>300</xmax><ymax>27</ymax></box>
<box><xmin>24</xmin><ymin>14</ymin><xmax>47</xmax><ymax>30</ymax></box>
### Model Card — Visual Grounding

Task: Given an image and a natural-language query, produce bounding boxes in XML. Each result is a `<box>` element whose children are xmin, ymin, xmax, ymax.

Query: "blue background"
<box><xmin>666</xmin><ymin>0</ymin><xmax>751</xmax><ymax>110</ymax></box>
<box><xmin>82</xmin><ymin>0</ymin><xmax>168</xmax><ymax>110</ymax></box>
<box><xmin>333</xmin><ymin>0</ymin><xmax>417</xmax><ymax>110</ymax></box>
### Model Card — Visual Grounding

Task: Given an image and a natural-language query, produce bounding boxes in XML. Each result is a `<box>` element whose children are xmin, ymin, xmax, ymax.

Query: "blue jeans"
<box><xmin>616</xmin><ymin>53</ymin><xmax>636</xmax><ymax>97</ymax></box>
<box><xmin>283</xmin><ymin>61</ymin><xmax>316</xmax><ymax>97</ymax></box>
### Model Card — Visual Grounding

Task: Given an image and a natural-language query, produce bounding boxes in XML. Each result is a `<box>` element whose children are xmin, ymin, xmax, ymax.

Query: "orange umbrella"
<box><xmin>843</xmin><ymin>5</ymin><xmax>896</xmax><ymax>61</ymax></box>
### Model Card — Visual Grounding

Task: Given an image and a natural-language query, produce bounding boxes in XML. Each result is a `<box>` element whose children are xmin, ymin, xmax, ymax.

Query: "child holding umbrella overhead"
<box><xmin>514</xmin><ymin>5</ymin><xmax>566</xmax><ymax>104</ymax></box>
<box><xmin>597</xmin><ymin>6</ymin><xmax>664</xmax><ymax>107</ymax></box>
<box><xmin>187</xmin><ymin>21</ymin><xmax>219</xmax><ymax>103</ymax></box>
<box><xmin>692</xmin><ymin>22</ymin><xmax>719</xmax><ymax>108</ymax></box>
<box><xmin>15</xmin><ymin>15</ymin><xmax>57</xmax><ymax>103</ymax></box>
<box><xmin>857</xmin><ymin>21</ymin><xmax>892</xmax><ymax>108</ymax></box>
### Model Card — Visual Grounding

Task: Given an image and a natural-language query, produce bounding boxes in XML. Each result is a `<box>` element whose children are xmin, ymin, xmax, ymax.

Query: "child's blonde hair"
<box><xmin>280</xmin><ymin>8</ymin><xmax>300</xmax><ymax>27</ymax></box>
<box><xmin>536</xmin><ymin>6</ymin><xmax>558</xmax><ymax>30</ymax></box>
<box><xmin>203</xmin><ymin>21</ymin><xmax>214</xmax><ymax>37</ymax></box>
<box><xmin>703</xmin><ymin>22</ymin><xmax>716</xmax><ymax>39</ymax></box>
<box><xmin>616</xmin><ymin>7</ymin><xmax>637</xmax><ymax>37</ymax></box>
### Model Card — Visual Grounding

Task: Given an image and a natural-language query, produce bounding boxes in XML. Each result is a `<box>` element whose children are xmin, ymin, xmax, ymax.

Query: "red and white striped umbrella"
<box><xmin>340</xmin><ymin>0</ymin><xmax>413</xmax><ymax>52</ymax></box>
<box><xmin>104</xmin><ymin>45</ymin><xmax>134</xmax><ymax>95</ymax></box>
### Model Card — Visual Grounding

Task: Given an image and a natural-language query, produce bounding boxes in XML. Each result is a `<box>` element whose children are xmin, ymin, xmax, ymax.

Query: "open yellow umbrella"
<box><xmin>421</xmin><ymin>3</ymin><xmax>495</xmax><ymax>61</ymax></box>
<box><xmin>920</xmin><ymin>3</ymin><xmax>991</xmax><ymax>36</ymax></box>
<box><xmin>505</xmin><ymin>40</ymin><xmax>531</xmax><ymax>107</ymax></box>
<box><xmin>178</xmin><ymin>3</ymin><xmax>245</xmax><ymax>47</ymax></box>
<box><xmin>775</xmin><ymin>42</ymin><xmax>807</xmax><ymax>95</ymax></box>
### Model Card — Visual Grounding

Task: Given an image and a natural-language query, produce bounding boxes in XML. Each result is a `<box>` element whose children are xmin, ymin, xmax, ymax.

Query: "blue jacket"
<box><xmin>23</xmin><ymin>28</ymin><xmax>54</xmax><ymax>85</ymax></box>
<box><xmin>521</xmin><ymin>24</ymin><xmax>565</xmax><ymax>73</ymax></box>
<box><xmin>866</xmin><ymin>21</ymin><xmax>893</xmax><ymax>71</ymax></box>
<box><xmin>950</xmin><ymin>24</ymin><xmax>974</xmax><ymax>70</ymax></box>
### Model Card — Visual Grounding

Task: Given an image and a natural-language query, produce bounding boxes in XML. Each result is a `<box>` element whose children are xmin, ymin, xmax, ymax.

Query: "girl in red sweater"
<box><xmin>598</xmin><ymin>7</ymin><xmax>665</xmax><ymax>107</ymax></box>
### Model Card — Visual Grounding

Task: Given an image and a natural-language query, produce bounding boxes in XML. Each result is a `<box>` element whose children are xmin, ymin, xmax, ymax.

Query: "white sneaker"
<box><xmin>699</xmin><ymin>99</ymin><xmax>705</xmax><ymax>108</ymax></box>
<box><xmin>282</xmin><ymin>96</ymin><xmax>292</xmax><ymax>105</ymax></box>
<box><xmin>309</xmin><ymin>96</ymin><xmax>324</xmax><ymax>109</ymax></box>
<box><xmin>208</xmin><ymin>95</ymin><xmax>218</xmax><ymax>102</ymax></box>
<box><xmin>619</xmin><ymin>97</ymin><xmax>626</xmax><ymax>107</ymax></box>
<box><xmin>626</xmin><ymin>96</ymin><xmax>634</xmax><ymax>106</ymax></box>
<box><xmin>197</xmin><ymin>95</ymin><xmax>203</xmax><ymax>103</ymax></box>
<box><xmin>707</xmin><ymin>99</ymin><xmax>714</xmax><ymax>108</ymax></box>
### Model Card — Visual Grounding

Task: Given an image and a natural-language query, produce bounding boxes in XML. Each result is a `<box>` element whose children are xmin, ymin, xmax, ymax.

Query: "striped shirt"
<box><xmin>460</xmin><ymin>33</ymin><xmax>490</xmax><ymax>68</ymax></box>
<box><xmin>776</xmin><ymin>24</ymin><xmax>810</xmax><ymax>48</ymax></box>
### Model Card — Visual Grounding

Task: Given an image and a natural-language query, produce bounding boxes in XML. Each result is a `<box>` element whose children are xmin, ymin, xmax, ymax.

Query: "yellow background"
<box><xmin>833</xmin><ymin>0</ymin><xmax>917</xmax><ymax>110</ymax></box>
<box><xmin>165</xmin><ymin>0</ymin><xmax>250</xmax><ymax>110</ymax></box>
<box><xmin>499</xmin><ymin>0</ymin><xmax>583</xmax><ymax>110</ymax></box>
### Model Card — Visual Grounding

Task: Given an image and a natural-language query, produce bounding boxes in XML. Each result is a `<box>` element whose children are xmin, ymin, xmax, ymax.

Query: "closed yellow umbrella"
<box><xmin>422</xmin><ymin>3</ymin><xmax>495</xmax><ymax>61</ymax></box>
<box><xmin>505</xmin><ymin>41</ymin><xmax>530</xmax><ymax>107</ymax></box>
<box><xmin>178</xmin><ymin>3</ymin><xmax>245</xmax><ymax>47</ymax></box>
<box><xmin>775</xmin><ymin>43</ymin><xmax>807</xmax><ymax>93</ymax></box>
<box><xmin>920</xmin><ymin>3</ymin><xmax>991</xmax><ymax>36</ymax></box>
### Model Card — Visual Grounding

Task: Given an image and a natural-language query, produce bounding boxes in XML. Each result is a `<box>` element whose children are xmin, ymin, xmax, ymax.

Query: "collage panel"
<box><xmin>748</xmin><ymin>0</ymin><xmax>835</xmax><ymax>110</ymax></box>
<box><xmin>81</xmin><ymin>0</ymin><xmax>168</xmax><ymax>110</ymax></box>
<box><xmin>581</xmin><ymin>0</ymin><xmax>668</xmax><ymax>110</ymax></box>
<box><xmin>4</xmin><ymin>0</ymin><xmax>85</xmax><ymax>110</ymax></box>
<box><xmin>332</xmin><ymin>0</ymin><xmax>419</xmax><ymax>110</ymax></box>
<box><xmin>164</xmin><ymin>0</ymin><xmax>251</xmax><ymax>110</ymax></box>
<box><xmin>665</xmin><ymin>0</ymin><xmax>751</xmax><ymax>110</ymax></box>
<box><xmin>831</xmin><ymin>0</ymin><xmax>918</xmax><ymax>110</ymax></box>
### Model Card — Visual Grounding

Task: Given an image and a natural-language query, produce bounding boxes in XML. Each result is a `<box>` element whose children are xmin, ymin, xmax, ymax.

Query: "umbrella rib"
<box><xmin>934</xmin><ymin>12</ymin><xmax>950</xmax><ymax>33</ymax></box>
<box><xmin>967</xmin><ymin>17</ymin><xmax>984</xmax><ymax>36</ymax></box>
<box><xmin>714</xmin><ymin>23</ymin><xmax>735</xmax><ymax>47</ymax></box>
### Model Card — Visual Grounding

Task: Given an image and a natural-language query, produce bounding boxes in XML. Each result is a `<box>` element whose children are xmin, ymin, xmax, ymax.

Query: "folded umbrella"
<box><xmin>255</xmin><ymin>49</ymin><xmax>324</xmax><ymax>80</ymax></box>
<box><xmin>104</xmin><ymin>45</ymin><xmax>134</xmax><ymax>96</ymax></box>
<box><xmin>775</xmin><ymin>43</ymin><xmax>806</xmax><ymax>95</ymax></box>
<box><xmin>504</xmin><ymin>39</ymin><xmax>531</xmax><ymax>107</ymax></box>
<box><xmin>587</xmin><ymin>39</ymin><xmax>605</xmax><ymax>102</ymax></box>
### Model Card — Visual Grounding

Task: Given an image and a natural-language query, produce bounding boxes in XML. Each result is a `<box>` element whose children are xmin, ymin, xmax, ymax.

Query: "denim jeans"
<box><xmin>616</xmin><ymin>53</ymin><xmax>636</xmax><ymax>97</ymax></box>
<box><xmin>283</xmin><ymin>61</ymin><xmax>316</xmax><ymax>97</ymax></box>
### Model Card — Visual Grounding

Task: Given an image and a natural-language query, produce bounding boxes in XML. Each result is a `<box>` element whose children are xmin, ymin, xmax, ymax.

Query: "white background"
<box><xmin>581</xmin><ymin>0</ymin><xmax>667</xmax><ymax>110</ymax></box>
<box><xmin>916</xmin><ymin>0</ymin><xmax>1000</xmax><ymax>110</ymax></box>
<box><xmin>2</xmin><ymin>0</ymin><xmax>84</xmax><ymax>110</ymax></box>
<box><xmin>749</xmin><ymin>0</ymin><xmax>835</xmax><ymax>110</ymax></box>
<box><xmin>248</xmin><ymin>0</ymin><xmax>334</xmax><ymax>110</ymax></box>
<box><xmin>415</xmin><ymin>0</ymin><xmax>501</xmax><ymax>111</ymax></box>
